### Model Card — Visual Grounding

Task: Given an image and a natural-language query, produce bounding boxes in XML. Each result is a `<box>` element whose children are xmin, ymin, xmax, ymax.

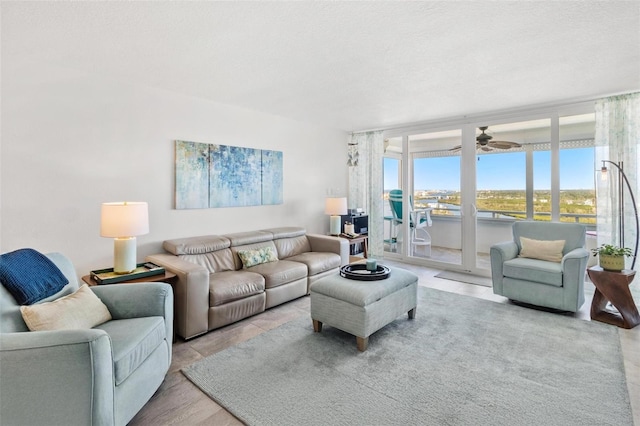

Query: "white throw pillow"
<box><xmin>20</xmin><ymin>284</ymin><xmax>112</xmax><ymax>331</ymax></box>
<box><xmin>519</xmin><ymin>236</ymin><xmax>565</xmax><ymax>263</ymax></box>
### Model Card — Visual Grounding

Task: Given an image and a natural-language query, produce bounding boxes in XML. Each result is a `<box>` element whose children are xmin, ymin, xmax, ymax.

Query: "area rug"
<box><xmin>435</xmin><ymin>270</ymin><xmax>493</xmax><ymax>287</ymax></box>
<box><xmin>182</xmin><ymin>287</ymin><xmax>632</xmax><ymax>426</ymax></box>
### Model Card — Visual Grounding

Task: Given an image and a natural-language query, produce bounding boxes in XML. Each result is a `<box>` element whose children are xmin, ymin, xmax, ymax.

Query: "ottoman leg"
<box><xmin>312</xmin><ymin>319</ymin><xmax>323</xmax><ymax>333</ymax></box>
<box><xmin>408</xmin><ymin>307</ymin><xmax>416</xmax><ymax>319</ymax></box>
<box><xmin>356</xmin><ymin>336</ymin><xmax>369</xmax><ymax>352</ymax></box>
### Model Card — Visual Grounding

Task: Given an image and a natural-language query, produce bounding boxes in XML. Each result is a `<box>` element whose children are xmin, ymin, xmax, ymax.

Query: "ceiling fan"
<box><xmin>450</xmin><ymin>126</ymin><xmax>522</xmax><ymax>152</ymax></box>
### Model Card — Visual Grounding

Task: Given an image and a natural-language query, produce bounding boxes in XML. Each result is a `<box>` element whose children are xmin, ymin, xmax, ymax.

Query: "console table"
<box><xmin>587</xmin><ymin>266</ymin><xmax>639</xmax><ymax>329</ymax></box>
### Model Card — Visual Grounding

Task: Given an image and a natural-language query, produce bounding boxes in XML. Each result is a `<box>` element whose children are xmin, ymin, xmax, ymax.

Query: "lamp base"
<box><xmin>113</xmin><ymin>237</ymin><xmax>137</xmax><ymax>274</ymax></box>
<box><xmin>329</xmin><ymin>215</ymin><xmax>342</xmax><ymax>235</ymax></box>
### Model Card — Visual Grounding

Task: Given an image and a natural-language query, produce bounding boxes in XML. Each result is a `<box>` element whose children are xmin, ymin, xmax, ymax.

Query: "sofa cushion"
<box><xmin>503</xmin><ymin>257</ymin><xmax>563</xmax><ymax>287</ymax></box>
<box><xmin>94</xmin><ymin>316</ymin><xmax>166</xmax><ymax>385</ymax></box>
<box><xmin>0</xmin><ymin>248</ymin><xmax>69</xmax><ymax>305</ymax></box>
<box><xmin>209</xmin><ymin>270</ymin><xmax>265</xmax><ymax>306</ymax></box>
<box><xmin>237</xmin><ymin>247</ymin><xmax>279</xmax><ymax>269</ymax></box>
<box><xmin>226</xmin><ymin>230</ymin><xmax>274</xmax><ymax>247</ymax></box>
<box><xmin>519</xmin><ymin>237</ymin><xmax>565</xmax><ymax>263</ymax></box>
<box><xmin>273</xmin><ymin>235</ymin><xmax>312</xmax><ymax>259</ymax></box>
<box><xmin>179</xmin><ymin>248</ymin><xmax>236</xmax><ymax>273</ymax></box>
<box><xmin>20</xmin><ymin>284</ymin><xmax>112</xmax><ymax>331</ymax></box>
<box><xmin>248</xmin><ymin>260</ymin><xmax>308</xmax><ymax>289</ymax></box>
<box><xmin>164</xmin><ymin>235</ymin><xmax>230</xmax><ymax>255</ymax></box>
<box><xmin>287</xmin><ymin>252</ymin><xmax>341</xmax><ymax>276</ymax></box>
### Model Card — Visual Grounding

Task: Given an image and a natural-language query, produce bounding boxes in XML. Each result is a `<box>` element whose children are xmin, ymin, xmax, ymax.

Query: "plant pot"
<box><xmin>598</xmin><ymin>254</ymin><xmax>626</xmax><ymax>271</ymax></box>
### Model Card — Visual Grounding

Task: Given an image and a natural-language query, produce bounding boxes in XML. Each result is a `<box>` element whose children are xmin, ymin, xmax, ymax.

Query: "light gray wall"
<box><xmin>1</xmin><ymin>65</ymin><xmax>348</xmax><ymax>277</ymax></box>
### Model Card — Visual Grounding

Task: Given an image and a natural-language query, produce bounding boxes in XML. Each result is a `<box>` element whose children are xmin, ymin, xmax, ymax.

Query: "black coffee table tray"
<box><xmin>340</xmin><ymin>264</ymin><xmax>390</xmax><ymax>281</ymax></box>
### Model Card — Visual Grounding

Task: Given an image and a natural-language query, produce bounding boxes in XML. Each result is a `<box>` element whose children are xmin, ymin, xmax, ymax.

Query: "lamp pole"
<box><xmin>602</xmin><ymin>160</ymin><xmax>639</xmax><ymax>269</ymax></box>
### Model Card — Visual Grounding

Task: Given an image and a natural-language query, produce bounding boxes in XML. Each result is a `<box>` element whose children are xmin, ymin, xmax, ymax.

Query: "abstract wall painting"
<box><xmin>175</xmin><ymin>140</ymin><xmax>283</xmax><ymax>209</ymax></box>
<box><xmin>261</xmin><ymin>150</ymin><xmax>283</xmax><ymax>205</ymax></box>
<box><xmin>175</xmin><ymin>141</ymin><xmax>210</xmax><ymax>209</ymax></box>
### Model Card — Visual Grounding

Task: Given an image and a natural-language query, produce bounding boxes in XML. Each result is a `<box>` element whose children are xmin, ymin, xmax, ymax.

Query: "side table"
<box><xmin>82</xmin><ymin>271</ymin><xmax>179</xmax><ymax>341</ymax></box>
<box><xmin>587</xmin><ymin>266</ymin><xmax>639</xmax><ymax>329</ymax></box>
<box><xmin>341</xmin><ymin>234</ymin><xmax>368</xmax><ymax>259</ymax></box>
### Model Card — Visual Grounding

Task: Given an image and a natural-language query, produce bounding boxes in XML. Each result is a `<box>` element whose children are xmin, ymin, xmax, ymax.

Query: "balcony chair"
<box><xmin>0</xmin><ymin>251</ymin><xmax>173</xmax><ymax>425</ymax></box>
<box><xmin>387</xmin><ymin>189</ymin><xmax>433</xmax><ymax>256</ymax></box>
<box><xmin>490</xmin><ymin>221</ymin><xmax>588</xmax><ymax>312</ymax></box>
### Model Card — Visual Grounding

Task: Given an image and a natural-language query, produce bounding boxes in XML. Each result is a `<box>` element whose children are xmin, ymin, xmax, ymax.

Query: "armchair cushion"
<box><xmin>20</xmin><ymin>284</ymin><xmax>112</xmax><ymax>331</ymax></box>
<box><xmin>0</xmin><ymin>248</ymin><xmax>68</xmax><ymax>305</ymax></box>
<box><xmin>94</xmin><ymin>316</ymin><xmax>167</xmax><ymax>385</ymax></box>
<box><xmin>519</xmin><ymin>237</ymin><xmax>565</xmax><ymax>262</ymax></box>
<box><xmin>503</xmin><ymin>257</ymin><xmax>563</xmax><ymax>287</ymax></box>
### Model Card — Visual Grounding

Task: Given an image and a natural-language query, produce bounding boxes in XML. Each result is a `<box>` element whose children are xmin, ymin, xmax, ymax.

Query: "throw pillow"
<box><xmin>237</xmin><ymin>247</ymin><xmax>279</xmax><ymax>269</ymax></box>
<box><xmin>519</xmin><ymin>237</ymin><xmax>566</xmax><ymax>263</ymax></box>
<box><xmin>0</xmin><ymin>248</ymin><xmax>69</xmax><ymax>305</ymax></box>
<box><xmin>20</xmin><ymin>284</ymin><xmax>112</xmax><ymax>331</ymax></box>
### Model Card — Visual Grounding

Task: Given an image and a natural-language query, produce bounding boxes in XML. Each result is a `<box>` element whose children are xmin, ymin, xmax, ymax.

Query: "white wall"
<box><xmin>1</xmin><ymin>65</ymin><xmax>348</xmax><ymax>278</ymax></box>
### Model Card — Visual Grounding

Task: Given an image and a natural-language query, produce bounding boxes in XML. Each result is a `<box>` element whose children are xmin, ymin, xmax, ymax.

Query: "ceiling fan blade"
<box><xmin>449</xmin><ymin>145</ymin><xmax>462</xmax><ymax>152</ymax></box>
<box><xmin>480</xmin><ymin>146</ymin><xmax>492</xmax><ymax>152</ymax></box>
<box><xmin>489</xmin><ymin>141</ymin><xmax>522</xmax><ymax>149</ymax></box>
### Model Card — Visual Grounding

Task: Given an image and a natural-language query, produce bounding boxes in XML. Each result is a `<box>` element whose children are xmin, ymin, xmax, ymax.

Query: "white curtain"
<box><xmin>348</xmin><ymin>131</ymin><xmax>384</xmax><ymax>259</ymax></box>
<box><xmin>595</xmin><ymin>92</ymin><xmax>640</xmax><ymax>266</ymax></box>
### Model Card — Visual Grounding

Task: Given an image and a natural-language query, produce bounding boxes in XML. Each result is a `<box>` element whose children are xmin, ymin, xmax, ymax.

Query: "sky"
<box><xmin>384</xmin><ymin>148</ymin><xmax>595</xmax><ymax>191</ymax></box>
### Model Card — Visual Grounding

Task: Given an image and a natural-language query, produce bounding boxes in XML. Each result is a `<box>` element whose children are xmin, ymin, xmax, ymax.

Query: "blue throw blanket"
<box><xmin>0</xmin><ymin>249</ymin><xmax>68</xmax><ymax>305</ymax></box>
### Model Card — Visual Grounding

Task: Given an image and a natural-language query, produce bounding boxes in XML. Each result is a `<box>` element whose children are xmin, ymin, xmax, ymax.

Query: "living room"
<box><xmin>2</xmin><ymin>1</ymin><xmax>639</xmax><ymax>425</ymax></box>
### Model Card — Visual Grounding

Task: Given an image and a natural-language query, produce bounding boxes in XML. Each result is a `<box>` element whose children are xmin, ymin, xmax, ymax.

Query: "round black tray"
<box><xmin>340</xmin><ymin>264</ymin><xmax>391</xmax><ymax>281</ymax></box>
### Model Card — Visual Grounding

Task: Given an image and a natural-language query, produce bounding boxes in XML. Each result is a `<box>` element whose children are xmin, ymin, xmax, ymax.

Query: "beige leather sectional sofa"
<box><xmin>147</xmin><ymin>227</ymin><xmax>349</xmax><ymax>340</ymax></box>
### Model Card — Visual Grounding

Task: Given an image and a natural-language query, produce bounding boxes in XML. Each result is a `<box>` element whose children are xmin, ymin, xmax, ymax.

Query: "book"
<box><xmin>90</xmin><ymin>263</ymin><xmax>165</xmax><ymax>284</ymax></box>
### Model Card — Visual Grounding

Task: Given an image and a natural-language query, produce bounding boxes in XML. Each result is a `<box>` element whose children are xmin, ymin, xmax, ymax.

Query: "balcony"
<box><xmin>383</xmin><ymin>205</ymin><xmax>597</xmax><ymax>269</ymax></box>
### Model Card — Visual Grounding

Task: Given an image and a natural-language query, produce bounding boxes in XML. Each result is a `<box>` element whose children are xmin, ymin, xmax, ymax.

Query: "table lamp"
<box><xmin>325</xmin><ymin>197</ymin><xmax>347</xmax><ymax>235</ymax></box>
<box><xmin>100</xmin><ymin>201</ymin><xmax>149</xmax><ymax>274</ymax></box>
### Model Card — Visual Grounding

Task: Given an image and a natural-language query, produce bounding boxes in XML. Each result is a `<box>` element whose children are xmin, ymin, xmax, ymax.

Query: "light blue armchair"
<box><xmin>490</xmin><ymin>221</ymin><xmax>588</xmax><ymax>312</ymax></box>
<box><xmin>0</xmin><ymin>253</ymin><xmax>173</xmax><ymax>426</ymax></box>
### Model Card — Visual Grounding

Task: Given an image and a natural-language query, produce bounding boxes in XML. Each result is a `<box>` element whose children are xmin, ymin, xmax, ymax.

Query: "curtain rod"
<box><xmin>349</xmin><ymin>90</ymin><xmax>639</xmax><ymax>136</ymax></box>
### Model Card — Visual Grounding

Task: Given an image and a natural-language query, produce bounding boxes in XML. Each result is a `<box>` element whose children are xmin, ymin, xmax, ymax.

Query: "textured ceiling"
<box><xmin>3</xmin><ymin>1</ymin><xmax>639</xmax><ymax>132</ymax></box>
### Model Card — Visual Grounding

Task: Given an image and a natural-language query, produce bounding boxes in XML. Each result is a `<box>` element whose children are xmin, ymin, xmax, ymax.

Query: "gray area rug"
<box><xmin>182</xmin><ymin>287</ymin><xmax>632</xmax><ymax>426</ymax></box>
<box><xmin>435</xmin><ymin>270</ymin><xmax>492</xmax><ymax>287</ymax></box>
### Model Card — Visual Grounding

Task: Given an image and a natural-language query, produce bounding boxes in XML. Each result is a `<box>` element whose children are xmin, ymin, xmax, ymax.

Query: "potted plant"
<box><xmin>591</xmin><ymin>244</ymin><xmax>633</xmax><ymax>271</ymax></box>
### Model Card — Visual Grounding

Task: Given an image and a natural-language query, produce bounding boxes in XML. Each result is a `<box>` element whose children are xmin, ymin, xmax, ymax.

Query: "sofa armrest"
<box><xmin>306</xmin><ymin>234</ymin><xmax>350</xmax><ymax>266</ymax></box>
<box><xmin>561</xmin><ymin>247</ymin><xmax>589</xmax><ymax>308</ymax></box>
<box><xmin>146</xmin><ymin>253</ymin><xmax>210</xmax><ymax>339</ymax></box>
<box><xmin>489</xmin><ymin>241</ymin><xmax>519</xmax><ymax>294</ymax></box>
<box><xmin>0</xmin><ymin>330</ymin><xmax>115</xmax><ymax>425</ymax></box>
<box><xmin>91</xmin><ymin>282</ymin><xmax>173</xmax><ymax>346</ymax></box>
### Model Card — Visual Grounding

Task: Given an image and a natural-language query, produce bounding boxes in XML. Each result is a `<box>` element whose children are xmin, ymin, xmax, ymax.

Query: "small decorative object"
<box><xmin>366</xmin><ymin>258</ymin><xmax>377</xmax><ymax>271</ymax></box>
<box><xmin>340</xmin><ymin>264</ymin><xmax>390</xmax><ymax>281</ymax></box>
<box><xmin>347</xmin><ymin>142</ymin><xmax>359</xmax><ymax>167</ymax></box>
<box><xmin>101</xmin><ymin>202</ymin><xmax>149</xmax><ymax>274</ymax></box>
<box><xmin>344</xmin><ymin>222</ymin><xmax>355</xmax><ymax>234</ymax></box>
<box><xmin>591</xmin><ymin>244</ymin><xmax>633</xmax><ymax>272</ymax></box>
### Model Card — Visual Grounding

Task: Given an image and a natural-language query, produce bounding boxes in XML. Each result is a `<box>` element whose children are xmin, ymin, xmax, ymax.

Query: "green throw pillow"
<box><xmin>237</xmin><ymin>247</ymin><xmax>279</xmax><ymax>269</ymax></box>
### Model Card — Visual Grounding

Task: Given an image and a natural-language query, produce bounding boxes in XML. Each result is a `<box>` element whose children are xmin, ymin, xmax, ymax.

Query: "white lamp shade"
<box><xmin>325</xmin><ymin>197</ymin><xmax>347</xmax><ymax>216</ymax></box>
<box><xmin>100</xmin><ymin>202</ymin><xmax>149</xmax><ymax>238</ymax></box>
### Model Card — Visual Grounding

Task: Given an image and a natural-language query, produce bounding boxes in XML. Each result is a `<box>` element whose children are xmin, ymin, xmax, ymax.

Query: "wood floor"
<box><xmin>129</xmin><ymin>260</ymin><xmax>640</xmax><ymax>426</ymax></box>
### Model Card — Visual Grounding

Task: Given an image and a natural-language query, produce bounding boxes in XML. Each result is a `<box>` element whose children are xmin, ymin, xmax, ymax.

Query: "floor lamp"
<box><xmin>601</xmin><ymin>160</ymin><xmax>639</xmax><ymax>269</ymax></box>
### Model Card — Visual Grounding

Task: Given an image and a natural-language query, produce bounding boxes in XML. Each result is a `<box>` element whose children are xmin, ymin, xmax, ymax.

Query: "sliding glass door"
<box><xmin>383</xmin><ymin>105</ymin><xmax>596</xmax><ymax>275</ymax></box>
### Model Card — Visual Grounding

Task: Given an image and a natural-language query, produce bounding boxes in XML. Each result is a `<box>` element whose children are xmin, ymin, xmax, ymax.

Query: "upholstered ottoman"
<box><xmin>309</xmin><ymin>266</ymin><xmax>418</xmax><ymax>351</ymax></box>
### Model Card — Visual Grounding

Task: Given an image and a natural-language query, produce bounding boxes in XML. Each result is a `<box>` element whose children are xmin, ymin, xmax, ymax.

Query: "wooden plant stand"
<box><xmin>587</xmin><ymin>266</ymin><xmax>640</xmax><ymax>329</ymax></box>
